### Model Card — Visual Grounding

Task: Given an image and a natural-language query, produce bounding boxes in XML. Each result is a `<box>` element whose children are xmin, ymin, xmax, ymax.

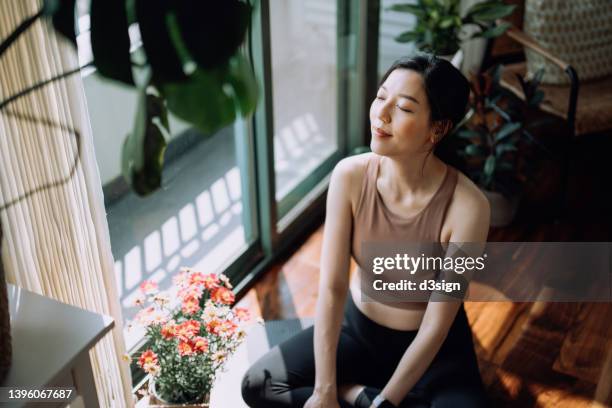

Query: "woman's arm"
<box><xmin>378</xmin><ymin>188</ymin><xmax>491</xmax><ymax>407</ymax></box>
<box><xmin>310</xmin><ymin>158</ymin><xmax>359</xmax><ymax>400</ymax></box>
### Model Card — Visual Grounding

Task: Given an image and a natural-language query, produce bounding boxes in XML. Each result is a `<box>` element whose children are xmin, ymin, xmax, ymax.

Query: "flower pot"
<box><xmin>481</xmin><ymin>188</ymin><xmax>519</xmax><ymax>227</ymax></box>
<box><xmin>439</xmin><ymin>49</ymin><xmax>463</xmax><ymax>69</ymax></box>
<box><xmin>147</xmin><ymin>379</ymin><xmax>210</xmax><ymax>408</ymax></box>
<box><xmin>0</xmin><ymin>226</ymin><xmax>12</xmax><ymax>383</ymax></box>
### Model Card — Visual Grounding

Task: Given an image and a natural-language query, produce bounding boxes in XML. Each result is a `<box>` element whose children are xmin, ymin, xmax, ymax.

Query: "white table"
<box><xmin>1</xmin><ymin>284</ymin><xmax>114</xmax><ymax>408</ymax></box>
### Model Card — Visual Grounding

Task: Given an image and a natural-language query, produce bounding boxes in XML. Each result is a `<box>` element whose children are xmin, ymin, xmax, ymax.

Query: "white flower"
<box><xmin>219</xmin><ymin>274</ymin><xmax>233</xmax><ymax>289</ymax></box>
<box><xmin>152</xmin><ymin>292</ymin><xmax>170</xmax><ymax>307</ymax></box>
<box><xmin>143</xmin><ymin>362</ymin><xmax>161</xmax><ymax>376</ymax></box>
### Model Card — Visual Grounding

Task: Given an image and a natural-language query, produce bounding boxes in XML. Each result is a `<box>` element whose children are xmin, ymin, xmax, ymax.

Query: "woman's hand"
<box><xmin>304</xmin><ymin>391</ymin><xmax>341</xmax><ymax>408</ymax></box>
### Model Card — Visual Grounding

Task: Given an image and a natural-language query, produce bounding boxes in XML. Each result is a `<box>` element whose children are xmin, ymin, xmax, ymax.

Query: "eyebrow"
<box><xmin>380</xmin><ymin>86</ymin><xmax>420</xmax><ymax>104</ymax></box>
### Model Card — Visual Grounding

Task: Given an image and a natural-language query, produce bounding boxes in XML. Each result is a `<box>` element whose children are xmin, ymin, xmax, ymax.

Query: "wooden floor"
<box><xmin>235</xmin><ymin>218</ymin><xmax>612</xmax><ymax>408</ymax></box>
<box><xmin>235</xmin><ymin>135</ymin><xmax>612</xmax><ymax>407</ymax></box>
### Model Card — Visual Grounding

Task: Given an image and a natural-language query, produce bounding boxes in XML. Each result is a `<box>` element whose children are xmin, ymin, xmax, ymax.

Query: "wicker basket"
<box><xmin>0</xmin><ymin>224</ymin><xmax>12</xmax><ymax>383</ymax></box>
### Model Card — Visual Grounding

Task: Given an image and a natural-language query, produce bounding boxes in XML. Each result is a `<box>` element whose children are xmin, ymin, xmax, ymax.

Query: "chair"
<box><xmin>484</xmin><ymin>17</ymin><xmax>612</xmax><ymax>217</ymax></box>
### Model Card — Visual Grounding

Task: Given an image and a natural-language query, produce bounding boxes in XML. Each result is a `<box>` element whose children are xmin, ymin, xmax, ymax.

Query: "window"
<box><xmin>78</xmin><ymin>0</ymin><xmax>367</xmax><ymax>382</ymax></box>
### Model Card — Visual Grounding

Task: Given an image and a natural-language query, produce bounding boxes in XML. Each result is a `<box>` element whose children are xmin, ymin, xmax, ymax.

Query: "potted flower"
<box><xmin>127</xmin><ymin>268</ymin><xmax>251</xmax><ymax>407</ymax></box>
<box><xmin>390</xmin><ymin>0</ymin><xmax>516</xmax><ymax>67</ymax></box>
<box><xmin>455</xmin><ymin>65</ymin><xmax>546</xmax><ymax>226</ymax></box>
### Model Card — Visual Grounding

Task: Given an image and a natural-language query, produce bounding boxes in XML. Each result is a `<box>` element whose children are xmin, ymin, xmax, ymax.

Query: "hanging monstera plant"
<box><xmin>41</xmin><ymin>0</ymin><xmax>258</xmax><ymax>195</ymax></box>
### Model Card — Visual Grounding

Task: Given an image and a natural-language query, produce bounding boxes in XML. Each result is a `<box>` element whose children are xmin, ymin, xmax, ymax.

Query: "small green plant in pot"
<box><xmin>390</xmin><ymin>0</ymin><xmax>516</xmax><ymax>63</ymax></box>
<box><xmin>455</xmin><ymin>65</ymin><xmax>546</xmax><ymax>226</ymax></box>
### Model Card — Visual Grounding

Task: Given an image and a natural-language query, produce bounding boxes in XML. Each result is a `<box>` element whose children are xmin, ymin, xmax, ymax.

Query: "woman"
<box><xmin>241</xmin><ymin>54</ymin><xmax>491</xmax><ymax>408</ymax></box>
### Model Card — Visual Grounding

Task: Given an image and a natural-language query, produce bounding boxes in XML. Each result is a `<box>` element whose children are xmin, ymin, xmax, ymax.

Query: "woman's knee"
<box><xmin>241</xmin><ymin>362</ymin><xmax>271</xmax><ymax>407</ymax></box>
<box><xmin>241</xmin><ymin>347</ymin><xmax>296</xmax><ymax>407</ymax></box>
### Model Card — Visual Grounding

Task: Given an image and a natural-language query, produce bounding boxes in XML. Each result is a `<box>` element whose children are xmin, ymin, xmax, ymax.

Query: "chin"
<box><xmin>370</xmin><ymin>139</ymin><xmax>394</xmax><ymax>156</ymax></box>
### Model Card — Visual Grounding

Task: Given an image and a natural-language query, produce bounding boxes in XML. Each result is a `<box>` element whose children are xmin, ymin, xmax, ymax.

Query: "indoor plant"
<box><xmin>391</xmin><ymin>0</ymin><xmax>516</xmax><ymax>63</ymax></box>
<box><xmin>0</xmin><ymin>0</ymin><xmax>258</xmax><ymax>197</ymax></box>
<box><xmin>127</xmin><ymin>268</ymin><xmax>251</xmax><ymax>406</ymax></box>
<box><xmin>455</xmin><ymin>65</ymin><xmax>546</xmax><ymax>226</ymax></box>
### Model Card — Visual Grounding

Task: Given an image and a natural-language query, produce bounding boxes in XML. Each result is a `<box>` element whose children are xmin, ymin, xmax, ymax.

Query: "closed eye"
<box><xmin>397</xmin><ymin>106</ymin><xmax>413</xmax><ymax>113</ymax></box>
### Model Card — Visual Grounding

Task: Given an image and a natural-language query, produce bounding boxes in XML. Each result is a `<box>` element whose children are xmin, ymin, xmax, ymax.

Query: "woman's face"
<box><xmin>369</xmin><ymin>68</ymin><xmax>435</xmax><ymax>157</ymax></box>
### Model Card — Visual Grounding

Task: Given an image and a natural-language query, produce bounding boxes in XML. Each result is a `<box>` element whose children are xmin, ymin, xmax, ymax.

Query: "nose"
<box><xmin>373</xmin><ymin>100</ymin><xmax>391</xmax><ymax>125</ymax></box>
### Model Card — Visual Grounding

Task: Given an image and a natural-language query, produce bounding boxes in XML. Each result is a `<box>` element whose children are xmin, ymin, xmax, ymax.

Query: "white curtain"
<box><xmin>0</xmin><ymin>1</ymin><xmax>133</xmax><ymax>406</ymax></box>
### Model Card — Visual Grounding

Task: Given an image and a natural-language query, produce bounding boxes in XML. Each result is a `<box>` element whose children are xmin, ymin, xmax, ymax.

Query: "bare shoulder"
<box><xmin>445</xmin><ymin>167</ymin><xmax>491</xmax><ymax>238</ymax></box>
<box><xmin>331</xmin><ymin>152</ymin><xmax>372</xmax><ymax>213</ymax></box>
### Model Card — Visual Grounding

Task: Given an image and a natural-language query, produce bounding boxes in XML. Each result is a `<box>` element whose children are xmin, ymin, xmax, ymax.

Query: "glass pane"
<box><xmin>269</xmin><ymin>0</ymin><xmax>339</xmax><ymax>203</ymax></box>
<box><xmin>378</xmin><ymin>0</ymin><xmax>416</xmax><ymax>78</ymax></box>
<box><xmin>82</xmin><ymin>74</ymin><xmax>257</xmax><ymax>352</ymax></box>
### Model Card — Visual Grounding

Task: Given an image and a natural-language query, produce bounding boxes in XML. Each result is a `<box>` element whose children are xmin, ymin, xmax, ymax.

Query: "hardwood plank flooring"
<box><xmin>235</xmin><ymin>218</ymin><xmax>612</xmax><ymax>407</ymax></box>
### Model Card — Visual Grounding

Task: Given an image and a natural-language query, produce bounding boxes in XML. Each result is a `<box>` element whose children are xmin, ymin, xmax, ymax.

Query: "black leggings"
<box><xmin>241</xmin><ymin>294</ymin><xmax>489</xmax><ymax>407</ymax></box>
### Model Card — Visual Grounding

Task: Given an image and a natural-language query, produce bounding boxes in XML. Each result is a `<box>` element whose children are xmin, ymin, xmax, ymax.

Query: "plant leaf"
<box><xmin>495</xmin><ymin>122</ymin><xmax>521</xmax><ymax>142</ymax></box>
<box><xmin>122</xmin><ymin>87</ymin><xmax>169</xmax><ymax>196</ymax></box>
<box><xmin>465</xmin><ymin>144</ymin><xmax>483</xmax><ymax>156</ymax></box>
<box><xmin>395</xmin><ymin>31</ymin><xmax>421</xmax><ymax>43</ymax></box>
<box><xmin>471</xmin><ymin>5</ymin><xmax>516</xmax><ymax>22</ymax></box>
<box><xmin>495</xmin><ymin>143</ymin><xmax>517</xmax><ymax>155</ymax></box>
<box><xmin>44</xmin><ymin>0</ymin><xmax>76</xmax><ymax>46</ymax></box>
<box><xmin>225</xmin><ymin>54</ymin><xmax>258</xmax><ymax>117</ymax></box>
<box><xmin>456</xmin><ymin>129</ymin><xmax>481</xmax><ymax>139</ymax></box>
<box><xmin>90</xmin><ymin>0</ymin><xmax>134</xmax><ymax>85</ymax></box>
<box><xmin>161</xmin><ymin>67</ymin><xmax>236</xmax><ymax>135</ymax></box>
<box><xmin>439</xmin><ymin>17</ymin><xmax>455</xmax><ymax>29</ymax></box>
<box><xmin>174</xmin><ymin>0</ymin><xmax>251</xmax><ymax>70</ymax></box>
<box><xmin>135</xmin><ymin>0</ymin><xmax>186</xmax><ymax>83</ymax></box>
<box><xmin>483</xmin><ymin>154</ymin><xmax>496</xmax><ymax>177</ymax></box>
<box><xmin>473</xmin><ymin>22</ymin><xmax>511</xmax><ymax>39</ymax></box>
<box><xmin>388</xmin><ymin>4</ymin><xmax>425</xmax><ymax>17</ymax></box>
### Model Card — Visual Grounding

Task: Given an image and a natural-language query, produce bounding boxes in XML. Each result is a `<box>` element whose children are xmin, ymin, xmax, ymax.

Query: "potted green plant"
<box><xmin>126</xmin><ymin>268</ymin><xmax>252</xmax><ymax>406</ymax></box>
<box><xmin>0</xmin><ymin>0</ymin><xmax>258</xmax><ymax>197</ymax></box>
<box><xmin>390</xmin><ymin>0</ymin><xmax>516</xmax><ymax>66</ymax></box>
<box><xmin>454</xmin><ymin>65</ymin><xmax>546</xmax><ymax>226</ymax></box>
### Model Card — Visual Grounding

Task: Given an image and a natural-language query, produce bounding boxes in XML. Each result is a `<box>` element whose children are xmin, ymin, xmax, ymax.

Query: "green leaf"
<box><xmin>465</xmin><ymin>1</ymin><xmax>506</xmax><ymax>17</ymax></box>
<box><xmin>135</xmin><ymin>0</ymin><xmax>186</xmax><ymax>83</ymax></box>
<box><xmin>44</xmin><ymin>0</ymin><xmax>76</xmax><ymax>46</ymax></box>
<box><xmin>439</xmin><ymin>17</ymin><xmax>456</xmax><ymax>29</ymax></box>
<box><xmin>225</xmin><ymin>54</ymin><xmax>258</xmax><ymax>117</ymax></box>
<box><xmin>90</xmin><ymin>0</ymin><xmax>134</xmax><ymax>85</ymax></box>
<box><xmin>388</xmin><ymin>3</ymin><xmax>425</xmax><ymax>17</ymax></box>
<box><xmin>530</xmin><ymin>90</ymin><xmax>544</xmax><ymax>106</ymax></box>
<box><xmin>483</xmin><ymin>155</ymin><xmax>496</xmax><ymax>177</ymax></box>
<box><xmin>473</xmin><ymin>22</ymin><xmax>511</xmax><ymax>39</ymax></box>
<box><xmin>495</xmin><ymin>143</ymin><xmax>517</xmax><ymax>155</ymax></box>
<box><xmin>465</xmin><ymin>144</ymin><xmax>483</xmax><ymax>156</ymax></box>
<box><xmin>495</xmin><ymin>122</ymin><xmax>521</xmax><ymax>142</ymax></box>
<box><xmin>161</xmin><ymin>67</ymin><xmax>236</xmax><ymax>135</ymax></box>
<box><xmin>471</xmin><ymin>4</ymin><xmax>516</xmax><ymax>22</ymax></box>
<box><xmin>122</xmin><ymin>87</ymin><xmax>169</xmax><ymax>196</ymax></box>
<box><xmin>174</xmin><ymin>0</ymin><xmax>251</xmax><ymax>70</ymax></box>
<box><xmin>456</xmin><ymin>129</ymin><xmax>481</xmax><ymax>139</ymax></box>
<box><xmin>395</xmin><ymin>31</ymin><xmax>421</xmax><ymax>43</ymax></box>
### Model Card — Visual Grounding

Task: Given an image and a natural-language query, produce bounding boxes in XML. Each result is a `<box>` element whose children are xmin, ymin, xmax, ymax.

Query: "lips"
<box><xmin>372</xmin><ymin>127</ymin><xmax>392</xmax><ymax>138</ymax></box>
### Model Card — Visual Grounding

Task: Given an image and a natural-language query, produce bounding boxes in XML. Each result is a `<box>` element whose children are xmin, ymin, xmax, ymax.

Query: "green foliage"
<box><xmin>390</xmin><ymin>0</ymin><xmax>515</xmax><ymax>55</ymax></box>
<box><xmin>39</xmin><ymin>0</ymin><xmax>258</xmax><ymax>196</ymax></box>
<box><xmin>454</xmin><ymin>65</ymin><xmax>545</xmax><ymax>198</ymax></box>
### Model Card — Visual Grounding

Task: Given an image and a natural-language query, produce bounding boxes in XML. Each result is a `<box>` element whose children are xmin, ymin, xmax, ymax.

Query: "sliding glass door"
<box><xmin>268</xmin><ymin>0</ymin><xmax>343</xmax><ymax>219</ymax></box>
